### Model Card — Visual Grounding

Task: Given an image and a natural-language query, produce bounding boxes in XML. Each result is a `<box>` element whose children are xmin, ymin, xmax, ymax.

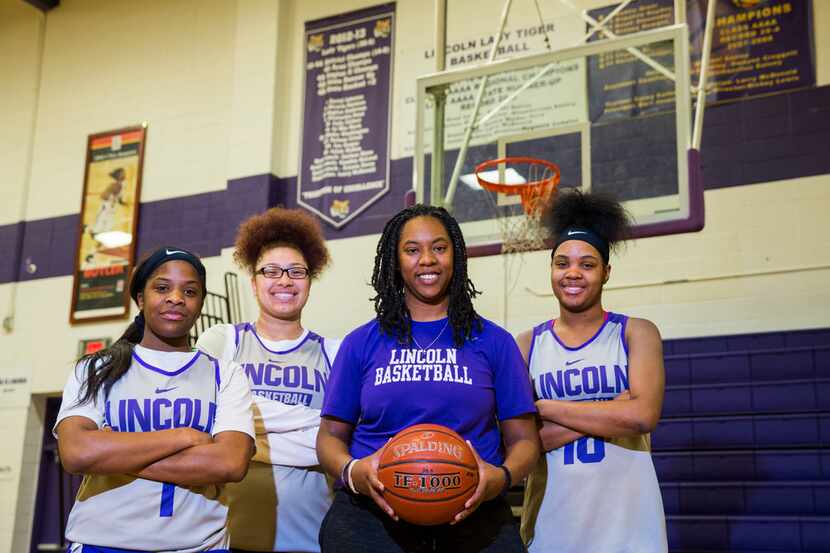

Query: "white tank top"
<box><xmin>65</xmin><ymin>349</ymin><xmax>230</xmax><ymax>552</ymax></box>
<box><xmin>228</xmin><ymin>323</ymin><xmax>333</xmax><ymax>552</ymax></box>
<box><xmin>523</xmin><ymin>313</ymin><xmax>667</xmax><ymax>553</ymax></box>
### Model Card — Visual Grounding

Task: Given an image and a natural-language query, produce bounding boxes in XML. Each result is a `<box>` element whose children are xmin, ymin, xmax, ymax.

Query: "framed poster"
<box><xmin>70</xmin><ymin>125</ymin><xmax>146</xmax><ymax>324</ymax></box>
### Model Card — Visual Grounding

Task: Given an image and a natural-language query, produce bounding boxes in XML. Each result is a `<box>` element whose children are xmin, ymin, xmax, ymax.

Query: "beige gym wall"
<box><xmin>0</xmin><ymin>0</ymin><xmax>827</xmax><ymax>551</ymax></box>
<box><xmin>0</xmin><ymin>1</ymin><xmax>281</xmax><ymax>549</ymax></box>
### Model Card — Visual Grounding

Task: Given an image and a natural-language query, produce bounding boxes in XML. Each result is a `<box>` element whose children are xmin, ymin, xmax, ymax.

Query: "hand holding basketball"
<box><xmin>376</xmin><ymin>424</ymin><xmax>479</xmax><ymax>525</ymax></box>
<box><xmin>451</xmin><ymin>440</ymin><xmax>506</xmax><ymax>524</ymax></box>
<box><xmin>351</xmin><ymin>446</ymin><xmax>398</xmax><ymax>520</ymax></box>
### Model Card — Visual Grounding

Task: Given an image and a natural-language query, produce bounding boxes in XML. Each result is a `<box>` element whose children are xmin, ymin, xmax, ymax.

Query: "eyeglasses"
<box><xmin>255</xmin><ymin>265</ymin><xmax>310</xmax><ymax>280</ymax></box>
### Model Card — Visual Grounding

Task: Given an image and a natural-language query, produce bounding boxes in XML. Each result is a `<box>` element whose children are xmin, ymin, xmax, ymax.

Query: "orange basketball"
<box><xmin>377</xmin><ymin>423</ymin><xmax>479</xmax><ymax>526</ymax></box>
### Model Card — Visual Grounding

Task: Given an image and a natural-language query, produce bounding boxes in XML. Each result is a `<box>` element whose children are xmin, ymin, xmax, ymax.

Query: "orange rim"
<box><xmin>475</xmin><ymin>157</ymin><xmax>560</xmax><ymax>214</ymax></box>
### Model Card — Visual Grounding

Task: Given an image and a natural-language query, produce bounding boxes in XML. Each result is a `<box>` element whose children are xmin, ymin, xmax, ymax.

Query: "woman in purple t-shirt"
<box><xmin>317</xmin><ymin>204</ymin><xmax>539</xmax><ymax>553</ymax></box>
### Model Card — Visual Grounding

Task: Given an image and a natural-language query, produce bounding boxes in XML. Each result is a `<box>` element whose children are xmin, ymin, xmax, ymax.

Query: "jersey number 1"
<box><xmin>160</xmin><ymin>482</ymin><xmax>175</xmax><ymax>517</ymax></box>
<box><xmin>563</xmin><ymin>437</ymin><xmax>605</xmax><ymax>465</ymax></box>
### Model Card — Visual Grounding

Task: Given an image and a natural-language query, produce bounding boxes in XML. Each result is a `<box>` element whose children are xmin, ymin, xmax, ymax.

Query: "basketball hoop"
<box><xmin>474</xmin><ymin>157</ymin><xmax>560</xmax><ymax>253</ymax></box>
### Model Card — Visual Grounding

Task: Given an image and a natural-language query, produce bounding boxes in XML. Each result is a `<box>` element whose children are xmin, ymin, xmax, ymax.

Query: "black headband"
<box><xmin>129</xmin><ymin>246</ymin><xmax>207</xmax><ymax>302</ymax></box>
<box><xmin>552</xmin><ymin>227</ymin><xmax>610</xmax><ymax>263</ymax></box>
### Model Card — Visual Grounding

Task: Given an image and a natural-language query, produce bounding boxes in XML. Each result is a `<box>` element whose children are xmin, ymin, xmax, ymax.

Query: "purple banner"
<box><xmin>689</xmin><ymin>0</ymin><xmax>813</xmax><ymax>102</ymax></box>
<box><xmin>587</xmin><ymin>0</ymin><xmax>814</xmax><ymax>121</ymax></box>
<box><xmin>298</xmin><ymin>3</ymin><xmax>395</xmax><ymax>229</ymax></box>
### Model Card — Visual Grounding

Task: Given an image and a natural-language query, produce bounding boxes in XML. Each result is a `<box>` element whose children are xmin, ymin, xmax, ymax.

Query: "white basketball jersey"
<box><xmin>524</xmin><ymin>313</ymin><xmax>667</xmax><ymax>553</ymax></box>
<box><xmin>228</xmin><ymin>323</ymin><xmax>333</xmax><ymax>552</ymax></box>
<box><xmin>63</xmin><ymin>348</ymin><xmax>232</xmax><ymax>552</ymax></box>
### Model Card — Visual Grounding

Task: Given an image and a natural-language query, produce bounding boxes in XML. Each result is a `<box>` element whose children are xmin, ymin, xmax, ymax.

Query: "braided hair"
<box><xmin>371</xmin><ymin>204</ymin><xmax>482</xmax><ymax>347</ymax></box>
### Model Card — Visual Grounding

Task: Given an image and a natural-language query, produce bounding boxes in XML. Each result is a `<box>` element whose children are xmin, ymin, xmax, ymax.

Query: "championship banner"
<box><xmin>70</xmin><ymin>125</ymin><xmax>146</xmax><ymax>324</ymax></box>
<box><xmin>298</xmin><ymin>3</ymin><xmax>395</xmax><ymax>228</ymax></box>
<box><xmin>587</xmin><ymin>0</ymin><xmax>813</xmax><ymax>121</ymax></box>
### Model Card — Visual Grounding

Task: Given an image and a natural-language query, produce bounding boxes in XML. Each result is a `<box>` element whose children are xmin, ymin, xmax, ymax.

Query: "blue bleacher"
<box><xmin>658</xmin><ymin>328</ymin><xmax>830</xmax><ymax>552</ymax></box>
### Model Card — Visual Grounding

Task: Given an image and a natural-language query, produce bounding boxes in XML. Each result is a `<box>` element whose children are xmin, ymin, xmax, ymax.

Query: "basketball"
<box><xmin>377</xmin><ymin>423</ymin><xmax>479</xmax><ymax>526</ymax></box>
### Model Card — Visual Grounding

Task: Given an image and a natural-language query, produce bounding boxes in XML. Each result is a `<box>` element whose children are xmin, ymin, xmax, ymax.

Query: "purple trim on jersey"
<box><xmin>321</xmin><ymin>336</ymin><xmax>333</xmax><ymax>370</ymax></box>
<box><xmin>611</xmin><ymin>312</ymin><xmax>630</xmax><ymax>357</ymax></box>
<box><xmin>244</xmin><ymin>322</ymin><xmax>319</xmax><ymax>354</ymax></box>
<box><xmin>234</xmin><ymin>322</ymin><xmax>246</xmax><ymax>347</ymax></box>
<box><xmin>527</xmin><ymin>321</ymin><xmax>551</xmax><ymax>401</ymax></box>
<box><xmin>213</xmin><ymin>359</ymin><xmax>221</xmax><ymax>388</ymax></box>
<box><xmin>526</xmin><ymin>320</ymin><xmax>551</xmax><ymax>369</ymax></box>
<box><xmin>131</xmin><ymin>350</ymin><xmax>202</xmax><ymax>377</ymax></box>
<box><xmin>551</xmin><ymin>311</ymin><xmax>611</xmax><ymax>351</ymax></box>
<box><xmin>80</xmin><ymin>546</ymin><xmax>230</xmax><ymax>553</ymax></box>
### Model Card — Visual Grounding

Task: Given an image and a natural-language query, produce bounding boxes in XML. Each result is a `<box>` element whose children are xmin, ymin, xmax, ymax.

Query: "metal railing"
<box><xmin>189</xmin><ymin>272</ymin><xmax>242</xmax><ymax>345</ymax></box>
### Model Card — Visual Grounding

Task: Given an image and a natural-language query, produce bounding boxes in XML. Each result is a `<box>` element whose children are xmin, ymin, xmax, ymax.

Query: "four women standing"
<box><xmin>57</xmin><ymin>197</ymin><xmax>665</xmax><ymax>552</ymax></box>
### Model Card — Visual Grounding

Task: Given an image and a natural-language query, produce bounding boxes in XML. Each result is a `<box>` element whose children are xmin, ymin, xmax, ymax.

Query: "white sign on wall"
<box><xmin>395</xmin><ymin>6</ymin><xmax>588</xmax><ymax>157</ymax></box>
<box><xmin>422</xmin><ymin>61</ymin><xmax>587</xmax><ymax>152</ymax></box>
<box><xmin>0</xmin><ymin>373</ymin><xmax>31</xmax><ymax>408</ymax></box>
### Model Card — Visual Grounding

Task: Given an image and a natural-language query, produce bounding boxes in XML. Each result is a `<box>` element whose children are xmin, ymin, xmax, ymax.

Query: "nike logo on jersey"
<box><xmin>567</xmin><ymin>230</ymin><xmax>587</xmax><ymax>236</ymax></box>
<box><xmin>565</xmin><ymin>358</ymin><xmax>584</xmax><ymax>366</ymax></box>
<box><xmin>155</xmin><ymin>386</ymin><xmax>178</xmax><ymax>394</ymax></box>
<box><xmin>165</xmin><ymin>248</ymin><xmax>187</xmax><ymax>255</ymax></box>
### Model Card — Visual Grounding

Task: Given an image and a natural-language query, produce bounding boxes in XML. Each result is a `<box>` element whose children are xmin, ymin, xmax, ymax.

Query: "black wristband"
<box><xmin>499</xmin><ymin>465</ymin><xmax>512</xmax><ymax>495</ymax></box>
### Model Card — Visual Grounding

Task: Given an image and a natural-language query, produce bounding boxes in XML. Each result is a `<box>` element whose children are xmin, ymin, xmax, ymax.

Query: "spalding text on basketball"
<box><xmin>391</xmin><ymin>438</ymin><xmax>464</xmax><ymax>460</ymax></box>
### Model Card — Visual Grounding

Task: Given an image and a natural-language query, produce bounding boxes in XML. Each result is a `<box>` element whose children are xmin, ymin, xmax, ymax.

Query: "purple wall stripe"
<box><xmin>0</xmin><ymin>221</ymin><xmax>25</xmax><ymax>283</ymax></box>
<box><xmin>16</xmin><ymin>215</ymin><xmax>79</xmax><ymax>282</ymax></box>
<box><xmin>702</xmin><ymin>86</ymin><xmax>830</xmax><ymax>189</ymax></box>
<box><xmin>1</xmin><ymin>87</ymin><xmax>829</xmax><ymax>284</ymax></box>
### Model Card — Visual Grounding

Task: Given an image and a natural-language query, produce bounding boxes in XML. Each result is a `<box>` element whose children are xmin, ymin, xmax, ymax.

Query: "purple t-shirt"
<box><xmin>321</xmin><ymin>316</ymin><xmax>535</xmax><ymax>465</ymax></box>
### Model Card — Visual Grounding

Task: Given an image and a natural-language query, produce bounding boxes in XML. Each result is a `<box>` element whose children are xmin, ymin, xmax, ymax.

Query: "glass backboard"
<box><xmin>414</xmin><ymin>22</ymin><xmax>702</xmax><ymax>256</ymax></box>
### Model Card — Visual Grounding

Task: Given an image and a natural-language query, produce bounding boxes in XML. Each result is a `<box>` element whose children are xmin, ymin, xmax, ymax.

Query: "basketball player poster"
<box><xmin>70</xmin><ymin>125</ymin><xmax>146</xmax><ymax>324</ymax></box>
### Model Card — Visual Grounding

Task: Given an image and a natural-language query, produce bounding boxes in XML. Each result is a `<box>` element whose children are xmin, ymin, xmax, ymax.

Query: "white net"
<box><xmin>476</xmin><ymin>158</ymin><xmax>559</xmax><ymax>253</ymax></box>
<box><xmin>493</xmin><ymin>200</ymin><xmax>551</xmax><ymax>254</ymax></box>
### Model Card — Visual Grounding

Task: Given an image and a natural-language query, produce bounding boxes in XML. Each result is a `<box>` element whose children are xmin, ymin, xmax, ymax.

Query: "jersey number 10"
<box><xmin>563</xmin><ymin>437</ymin><xmax>605</xmax><ymax>465</ymax></box>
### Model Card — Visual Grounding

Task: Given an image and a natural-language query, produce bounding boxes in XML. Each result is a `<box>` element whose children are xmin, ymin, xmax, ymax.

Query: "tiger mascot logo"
<box><xmin>374</xmin><ymin>18</ymin><xmax>391</xmax><ymax>39</ymax></box>
<box><xmin>307</xmin><ymin>33</ymin><xmax>324</xmax><ymax>53</ymax></box>
<box><xmin>330</xmin><ymin>199</ymin><xmax>350</xmax><ymax>219</ymax></box>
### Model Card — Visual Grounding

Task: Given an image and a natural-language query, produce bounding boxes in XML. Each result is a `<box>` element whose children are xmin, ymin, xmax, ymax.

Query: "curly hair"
<box><xmin>543</xmin><ymin>189</ymin><xmax>632</xmax><ymax>260</ymax></box>
<box><xmin>234</xmin><ymin>207</ymin><xmax>330</xmax><ymax>278</ymax></box>
<box><xmin>371</xmin><ymin>204</ymin><xmax>481</xmax><ymax>347</ymax></box>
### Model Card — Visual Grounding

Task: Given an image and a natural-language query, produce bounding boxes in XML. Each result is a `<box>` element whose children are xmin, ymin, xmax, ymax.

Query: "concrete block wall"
<box><xmin>0</xmin><ymin>0</ymin><xmax>828</xmax><ymax>550</ymax></box>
